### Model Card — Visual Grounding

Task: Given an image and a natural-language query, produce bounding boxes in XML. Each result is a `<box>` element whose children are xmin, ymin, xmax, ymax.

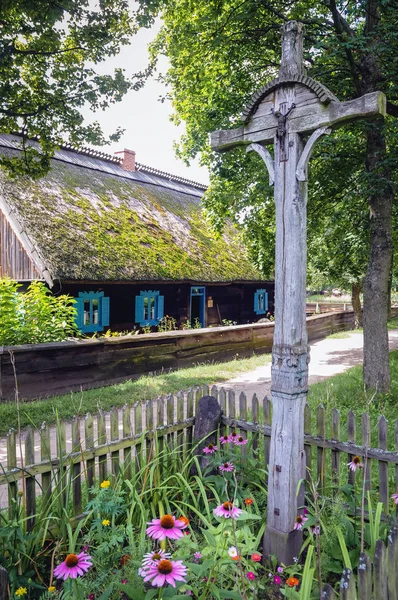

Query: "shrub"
<box><xmin>0</xmin><ymin>278</ymin><xmax>79</xmax><ymax>345</ymax></box>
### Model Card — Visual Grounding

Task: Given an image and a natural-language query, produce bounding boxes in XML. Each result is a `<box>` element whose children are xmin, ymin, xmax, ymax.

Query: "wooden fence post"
<box><xmin>192</xmin><ymin>395</ymin><xmax>221</xmax><ymax>473</ymax></box>
<box><xmin>0</xmin><ymin>565</ymin><xmax>9</xmax><ymax>600</ymax></box>
<box><xmin>339</xmin><ymin>568</ymin><xmax>357</xmax><ymax>600</ymax></box>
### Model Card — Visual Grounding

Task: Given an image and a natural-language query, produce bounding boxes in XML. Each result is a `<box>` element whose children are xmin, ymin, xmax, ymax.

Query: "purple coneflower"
<box><xmin>234</xmin><ymin>436</ymin><xmax>248</xmax><ymax>445</ymax></box>
<box><xmin>142</xmin><ymin>549</ymin><xmax>171</xmax><ymax>566</ymax></box>
<box><xmin>141</xmin><ymin>559</ymin><xmax>187</xmax><ymax>588</ymax></box>
<box><xmin>146</xmin><ymin>515</ymin><xmax>187</xmax><ymax>540</ymax></box>
<box><xmin>293</xmin><ymin>515</ymin><xmax>308</xmax><ymax>531</ymax></box>
<box><xmin>220</xmin><ymin>434</ymin><xmax>231</xmax><ymax>444</ymax></box>
<box><xmin>348</xmin><ymin>456</ymin><xmax>363</xmax><ymax>471</ymax></box>
<box><xmin>203</xmin><ymin>443</ymin><xmax>217</xmax><ymax>454</ymax></box>
<box><xmin>54</xmin><ymin>551</ymin><xmax>92</xmax><ymax>580</ymax></box>
<box><xmin>392</xmin><ymin>492</ymin><xmax>398</xmax><ymax>504</ymax></box>
<box><xmin>219</xmin><ymin>462</ymin><xmax>234</xmax><ymax>472</ymax></box>
<box><xmin>214</xmin><ymin>501</ymin><xmax>242</xmax><ymax>519</ymax></box>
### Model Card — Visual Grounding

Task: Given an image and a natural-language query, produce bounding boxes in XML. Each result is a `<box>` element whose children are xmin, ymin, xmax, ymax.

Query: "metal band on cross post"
<box><xmin>210</xmin><ymin>20</ymin><xmax>386</xmax><ymax>564</ymax></box>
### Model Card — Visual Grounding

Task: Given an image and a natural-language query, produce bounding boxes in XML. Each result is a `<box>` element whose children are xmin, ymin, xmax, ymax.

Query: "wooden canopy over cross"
<box><xmin>211</xmin><ymin>21</ymin><xmax>386</xmax><ymax>564</ymax></box>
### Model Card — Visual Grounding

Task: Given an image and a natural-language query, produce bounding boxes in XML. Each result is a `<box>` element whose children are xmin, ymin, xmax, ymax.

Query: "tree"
<box><xmin>0</xmin><ymin>0</ymin><xmax>147</xmax><ymax>178</ymax></box>
<box><xmin>139</xmin><ymin>0</ymin><xmax>398</xmax><ymax>392</ymax></box>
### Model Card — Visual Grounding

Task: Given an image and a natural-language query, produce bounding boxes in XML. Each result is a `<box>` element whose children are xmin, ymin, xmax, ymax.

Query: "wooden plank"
<box><xmin>331</xmin><ymin>408</ymin><xmax>340</xmax><ymax>487</ymax></box>
<box><xmin>71</xmin><ymin>417</ymin><xmax>82</xmax><ymax>516</ymax></box>
<box><xmin>110</xmin><ymin>407</ymin><xmax>119</xmax><ymax>476</ymax></box>
<box><xmin>6</xmin><ymin>428</ymin><xmax>17</xmax><ymax>515</ymax></box>
<box><xmin>25</xmin><ymin>426</ymin><xmax>36</xmax><ymax>530</ymax></box>
<box><xmin>0</xmin><ymin>565</ymin><xmax>9</xmax><ymax>600</ymax></box>
<box><xmin>98</xmin><ymin>412</ymin><xmax>107</xmax><ymax>483</ymax></box>
<box><xmin>134</xmin><ymin>402</ymin><xmax>143</xmax><ymax>474</ymax></box>
<box><xmin>340</xmin><ymin>568</ymin><xmax>357</xmax><ymax>600</ymax></box>
<box><xmin>263</xmin><ymin>396</ymin><xmax>271</xmax><ymax>474</ymax></box>
<box><xmin>56</xmin><ymin>418</ymin><xmax>67</xmax><ymax>508</ymax></box>
<box><xmin>146</xmin><ymin>400</ymin><xmax>155</xmax><ymax>465</ymax></box>
<box><xmin>40</xmin><ymin>422</ymin><xmax>52</xmax><ymax>510</ymax></box>
<box><xmin>374</xmin><ymin>540</ymin><xmax>387</xmax><ymax>600</ymax></box>
<box><xmin>347</xmin><ymin>411</ymin><xmax>356</xmax><ymax>486</ymax></box>
<box><xmin>85</xmin><ymin>413</ymin><xmax>95</xmax><ymax>493</ymax></box>
<box><xmin>321</xmin><ymin>584</ymin><xmax>337</xmax><ymax>599</ymax></box>
<box><xmin>157</xmin><ymin>397</ymin><xmax>165</xmax><ymax>477</ymax></box>
<box><xmin>122</xmin><ymin>405</ymin><xmax>132</xmax><ymax>481</ymax></box>
<box><xmin>396</xmin><ymin>420</ymin><xmax>398</xmax><ymax>519</ymax></box>
<box><xmin>304</xmin><ymin>403</ymin><xmax>312</xmax><ymax>485</ymax></box>
<box><xmin>228</xmin><ymin>390</ymin><xmax>236</xmax><ymax>438</ymax></box>
<box><xmin>362</xmin><ymin>413</ymin><xmax>371</xmax><ymax>505</ymax></box>
<box><xmin>357</xmin><ymin>552</ymin><xmax>371</xmax><ymax>600</ymax></box>
<box><xmin>176</xmin><ymin>391</ymin><xmax>184</xmax><ymax>461</ymax></box>
<box><xmin>239</xmin><ymin>392</ymin><xmax>248</xmax><ymax>458</ymax></box>
<box><xmin>186</xmin><ymin>390</ymin><xmax>195</xmax><ymax>451</ymax></box>
<box><xmin>251</xmin><ymin>394</ymin><xmax>259</xmax><ymax>454</ymax></box>
<box><xmin>317</xmin><ymin>405</ymin><xmax>326</xmax><ymax>492</ymax></box>
<box><xmin>387</xmin><ymin>526</ymin><xmax>398</xmax><ymax>600</ymax></box>
<box><xmin>378</xmin><ymin>415</ymin><xmax>388</xmax><ymax>511</ymax></box>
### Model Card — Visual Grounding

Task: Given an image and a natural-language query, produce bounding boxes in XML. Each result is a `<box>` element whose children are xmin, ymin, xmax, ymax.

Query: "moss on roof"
<box><xmin>1</xmin><ymin>155</ymin><xmax>263</xmax><ymax>282</ymax></box>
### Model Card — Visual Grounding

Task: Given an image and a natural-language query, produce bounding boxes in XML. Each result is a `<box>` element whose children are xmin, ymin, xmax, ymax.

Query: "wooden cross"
<box><xmin>211</xmin><ymin>21</ymin><xmax>386</xmax><ymax>564</ymax></box>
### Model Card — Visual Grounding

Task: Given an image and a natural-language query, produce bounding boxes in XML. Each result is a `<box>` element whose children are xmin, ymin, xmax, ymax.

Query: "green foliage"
<box><xmin>0</xmin><ymin>0</ymin><xmax>147</xmax><ymax>178</ymax></box>
<box><xmin>0</xmin><ymin>278</ymin><xmax>78</xmax><ymax>345</ymax></box>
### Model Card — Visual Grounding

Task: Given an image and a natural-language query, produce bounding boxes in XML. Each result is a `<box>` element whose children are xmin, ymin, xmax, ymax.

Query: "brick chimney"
<box><xmin>114</xmin><ymin>148</ymin><xmax>136</xmax><ymax>172</ymax></box>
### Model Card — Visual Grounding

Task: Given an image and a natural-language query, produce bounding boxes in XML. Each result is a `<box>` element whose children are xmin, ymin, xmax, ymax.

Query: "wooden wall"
<box><xmin>0</xmin><ymin>209</ymin><xmax>40</xmax><ymax>280</ymax></box>
<box><xmin>61</xmin><ymin>281</ymin><xmax>275</xmax><ymax>331</ymax></box>
<box><xmin>0</xmin><ymin>309</ymin><xmax>359</xmax><ymax>401</ymax></box>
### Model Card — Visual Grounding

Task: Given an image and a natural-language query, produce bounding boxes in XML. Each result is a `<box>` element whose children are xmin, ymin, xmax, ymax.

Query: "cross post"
<box><xmin>210</xmin><ymin>21</ymin><xmax>386</xmax><ymax>564</ymax></box>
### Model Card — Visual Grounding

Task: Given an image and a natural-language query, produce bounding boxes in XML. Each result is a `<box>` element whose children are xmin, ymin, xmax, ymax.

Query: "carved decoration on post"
<box><xmin>210</xmin><ymin>20</ymin><xmax>386</xmax><ymax>564</ymax></box>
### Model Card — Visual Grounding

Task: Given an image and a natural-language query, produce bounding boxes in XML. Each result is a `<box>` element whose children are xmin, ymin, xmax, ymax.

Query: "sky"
<box><xmin>82</xmin><ymin>17</ymin><xmax>210</xmax><ymax>185</ymax></box>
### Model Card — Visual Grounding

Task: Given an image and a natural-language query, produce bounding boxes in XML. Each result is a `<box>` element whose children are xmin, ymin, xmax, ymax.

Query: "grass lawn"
<box><xmin>0</xmin><ymin>353</ymin><xmax>271</xmax><ymax>435</ymax></box>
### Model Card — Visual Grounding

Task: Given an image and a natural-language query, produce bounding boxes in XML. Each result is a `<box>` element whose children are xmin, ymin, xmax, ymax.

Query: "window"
<box><xmin>254</xmin><ymin>289</ymin><xmax>268</xmax><ymax>315</ymax></box>
<box><xmin>135</xmin><ymin>290</ymin><xmax>164</xmax><ymax>326</ymax></box>
<box><xmin>75</xmin><ymin>291</ymin><xmax>110</xmax><ymax>333</ymax></box>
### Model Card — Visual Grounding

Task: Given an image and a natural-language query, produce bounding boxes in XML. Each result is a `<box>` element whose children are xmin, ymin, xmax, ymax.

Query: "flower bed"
<box><xmin>1</xmin><ymin>430</ymin><xmax>397</xmax><ymax>599</ymax></box>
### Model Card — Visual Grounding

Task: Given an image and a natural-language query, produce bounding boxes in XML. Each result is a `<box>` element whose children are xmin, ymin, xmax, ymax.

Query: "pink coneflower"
<box><xmin>203</xmin><ymin>443</ymin><xmax>218</xmax><ymax>454</ymax></box>
<box><xmin>246</xmin><ymin>572</ymin><xmax>256</xmax><ymax>581</ymax></box>
<box><xmin>219</xmin><ymin>462</ymin><xmax>234</xmax><ymax>472</ymax></box>
<box><xmin>220</xmin><ymin>434</ymin><xmax>231</xmax><ymax>444</ymax></box>
<box><xmin>54</xmin><ymin>551</ymin><xmax>92</xmax><ymax>580</ymax></box>
<box><xmin>214</xmin><ymin>501</ymin><xmax>242</xmax><ymax>519</ymax></box>
<box><xmin>230</xmin><ymin>431</ymin><xmax>238</xmax><ymax>441</ymax></box>
<box><xmin>392</xmin><ymin>493</ymin><xmax>398</xmax><ymax>504</ymax></box>
<box><xmin>273</xmin><ymin>575</ymin><xmax>282</xmax><ymax>585</ymax></box>
<box><xmin>293</xmin><ymin>515</ymin><xmax>308</xmax><ymax>531</ymax></box>
<box><xmin>234</xmin><ymin>436</ymin><xmax>248</xmax><ymax>445</ymax></box>
<box><xmin>142</xmin><ymin>549</ymin><xmax>171</xmax><ymax>566</ymax></box>
<box><xmin>348</xmin><ymin>456</ymin><xmax>363</xmax><ymax>471</ymax></box>
<box><xmin>146</xmin><ymin>514</ymin><xmax>187</xmax><ymax>540</ymax></box>
<box><xmin>141</xmin><ymin>559</ymin><xmax>187</xmax><ymax>588</ymax></box>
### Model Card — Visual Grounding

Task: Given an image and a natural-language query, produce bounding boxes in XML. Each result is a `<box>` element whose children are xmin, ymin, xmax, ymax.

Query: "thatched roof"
<box><xmin>0</xmin><ymin>134</ymin><xmax>262</xmax><ymax>285</ymax></box>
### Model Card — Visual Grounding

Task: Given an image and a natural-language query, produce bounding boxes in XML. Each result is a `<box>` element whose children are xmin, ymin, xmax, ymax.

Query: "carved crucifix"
<box><xmin>211</xmin><ymin>21</ymin><xmax>386</xmax><ymax>564</ymax></box>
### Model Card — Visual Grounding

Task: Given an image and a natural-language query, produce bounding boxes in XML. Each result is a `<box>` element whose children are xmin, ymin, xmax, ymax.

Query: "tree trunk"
<box><xmin>351</xmin><ymin>282</ymin><xmax>363</xmax><ymax>328</ymax></box>
<box><xmin>361</xmin><ymin>0</ymin><xmax>393</xmax><ymax>393</ymax></box>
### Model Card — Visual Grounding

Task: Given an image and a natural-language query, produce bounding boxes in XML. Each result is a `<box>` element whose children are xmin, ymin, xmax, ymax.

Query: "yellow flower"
<box><xmin>102</xmin><ymin>519</ymin><xmax>110</xmax><ymax>526</ymax></box>
<box><xmin>15</xmin><ymin>588</ymin><xmax>27</xmax><ymax>597</ymax></box>
<box><xmin>48</xmin><ymin>586</ymin><xmax>56</xmax><ymax>593</ymax></box>
<box><xmin>100</xmin><ymin>480</ymin><xmax>111</xmax><ymax>489</ymax></box>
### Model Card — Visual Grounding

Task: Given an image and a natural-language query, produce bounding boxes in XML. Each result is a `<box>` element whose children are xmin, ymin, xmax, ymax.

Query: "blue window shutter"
<box><xmin>75</xmin><ymin>297</ymin><xmax>85</xmax><ymax>330</ymax></box>
<box><xmin>254</xmin><ymin>291</ymin><xmax>259</xmax><ymax>313</ymax></box>
<box><xmin>156</xmin><ymin>295</ymin><xmax>164</xmax><ymax>321</ymax></box>
<box><xmin>135</xmin><ymin>295</ymin><xmax>144</xmax><ymax>323</ymax></box>
<box><xmin>101</xmin><ymin>297</ymin><xmax>110</xmax><ymax>327</ymax></box>
<box><xmin>264</xmin><ymin>291</ymin><xmax>269</xmax><ymax>312</ymax></box>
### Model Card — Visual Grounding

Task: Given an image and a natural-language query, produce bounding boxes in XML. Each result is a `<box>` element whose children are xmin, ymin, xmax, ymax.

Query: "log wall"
<box><xmin>0</xmin><ymin>309</ymin><xmax>388</xmax><ymax>401</ymax></box>
<box><xmin>0</xmin><ymin>209</ymin><xmax>40</xmax><ymax>280</ymax></box>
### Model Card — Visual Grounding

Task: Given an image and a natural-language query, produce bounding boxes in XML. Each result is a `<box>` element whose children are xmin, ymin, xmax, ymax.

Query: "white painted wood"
<box><xmin>296</xmin><ymin>127</ymin><xmax>332</xmax><ymax>181</ymax></box>
<box><xmin>246</xmin><ymin>143</ymin><xmax>275</xmax><ymax>186</ymax></box>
